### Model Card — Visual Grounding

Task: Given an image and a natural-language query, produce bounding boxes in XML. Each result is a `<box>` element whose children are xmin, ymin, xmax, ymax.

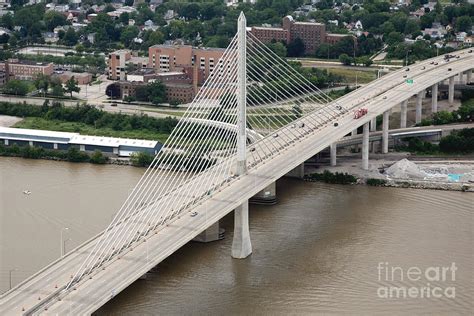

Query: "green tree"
<box><xmin>455</xmin><ymin>16</ymin><xmax>472</xmax><ymax>32</ymax></box>
<box><xmin>267</xmin><ymin>41</ymin><xmax>287</xmax><ymax>58</ymax></box>
<box><xmin>50</xmin><ymin>77</ymin><xmax>64</xmax><ymax>97</ymax></box>
<box><xmin>44</xmin><ymin>11</ymin><xmax>67</xmax><ymax>31</ymax></box>
<box><xmin>34</xmin><ymin>74</ymin><xmax>50</xmax><ymax>97</ymax></box>
<box><xmin>3</xmin><ymin>79</ymin><xmax>29</xmax><ymax>96</ymax></box>
<box><xmin>62</xmin><ymin>28</ymin><xmax>78</xmax><ymax>46</ymax></box>
<box><xmin>135</xmin><ymin>85</ymin><xmax>150</xmax><ymax>102</ymax></box>
<box><xmin>90</xmin><ymin>150</ymin><xmax>108</xmax><ymax>164</ymax></box>
<box><xmin>287</xmin><ymin>37</ymin><xmax>305</xmax><ymax>57</ymax></box>
<box><xmin>130</xmin><ymin>151</ymin><xmax>154</xmax><ymax>167</ymax></box>
<box><xmin>339</xmin><ymin>53</ymin><xmax>352</xmax><ymax>65</ymax></box>
<box><xmin>386</xmin><ymin>32</ymin><xmax>404</xmax><ymax>45</ymax></box>
<box><xmin>64</xmin><ymin>76</ymin><xmax>80</xmax><ymax>98</ymax></box>
<box><xmin>120</xmin><ymin>25</ymin><xmax>139</xmax><ymax>48</ymax></box>
<box><xmin>147</xmin><ymin>81</ymin><xmax>166</xmax><ymax>105</ymax></box>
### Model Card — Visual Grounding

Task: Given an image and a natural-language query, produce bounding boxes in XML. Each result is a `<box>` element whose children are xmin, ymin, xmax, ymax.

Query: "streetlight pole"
<box><xmin>405</xmin><ymin>49</ymin><xmax>411</xmax><ymax>67</ymax></box>
<box><xmin>9</xmin><ymin>269</ymin><xmax>17</xmax><ymax>290</ymax></box>
<box><xmin>60</xmin><ymin>227</ymin><xmax>69</xmax><ymax>257</ymax></box>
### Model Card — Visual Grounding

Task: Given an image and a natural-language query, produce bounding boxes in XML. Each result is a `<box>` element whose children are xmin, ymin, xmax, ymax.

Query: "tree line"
<box><xmin>0</xmin><ymin>101</ymin><xmax>178</xmax><ymax>135</ymax></box>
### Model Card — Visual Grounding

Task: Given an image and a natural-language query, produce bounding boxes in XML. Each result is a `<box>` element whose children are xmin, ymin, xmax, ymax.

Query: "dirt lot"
<box><xmin>0</xmin><ymin>115</ymin><xmax>22</xmax><ymax>127</ymax></box>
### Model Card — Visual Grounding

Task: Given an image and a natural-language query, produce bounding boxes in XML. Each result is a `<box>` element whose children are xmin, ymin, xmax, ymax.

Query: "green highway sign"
<box><xmin>406</xmin><ymin>79</ymin><xmax>414</xmax><ymax>84</ymax></box>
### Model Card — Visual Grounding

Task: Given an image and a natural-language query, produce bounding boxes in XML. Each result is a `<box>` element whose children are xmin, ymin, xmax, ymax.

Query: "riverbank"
<box><xmin>0</xmin><ymin>101</ymin><xmax>175</xmax><ymax>143</ymax></box>
<box><xmin>306</xmin><ymin>153</ymin><xmax>474</xmax><ymax>192</ymax></box>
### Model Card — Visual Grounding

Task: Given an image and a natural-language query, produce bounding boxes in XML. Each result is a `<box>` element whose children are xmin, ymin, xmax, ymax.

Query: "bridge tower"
<box><xmin>232</xmin><ymin>12</ymin><xmax>252</xmax><ymax>259</ymax></box>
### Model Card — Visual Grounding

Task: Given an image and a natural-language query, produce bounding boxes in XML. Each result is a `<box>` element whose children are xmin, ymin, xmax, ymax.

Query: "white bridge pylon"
<box><xmin>66</xmin><ymin>12</ymin><xmax>337</xmax><ymax>289</ymax></box>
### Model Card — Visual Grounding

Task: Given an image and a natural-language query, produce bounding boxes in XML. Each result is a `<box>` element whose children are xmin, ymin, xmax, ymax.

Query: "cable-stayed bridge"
<box><xmin>1</xmin><ymin>13</ymin><xmax>473</xmax><ymax>315</ymax></box>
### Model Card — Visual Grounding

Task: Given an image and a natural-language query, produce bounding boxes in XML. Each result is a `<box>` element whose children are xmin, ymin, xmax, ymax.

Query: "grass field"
<box><xmin>326</xmin><ymin>67</ymin><xmax>377</xmax><ymax>84</ymax></box>
<box><xmin>14</xmin><ymin>117</ymin><xmax>170</xmax><ymax>143</ymax></box>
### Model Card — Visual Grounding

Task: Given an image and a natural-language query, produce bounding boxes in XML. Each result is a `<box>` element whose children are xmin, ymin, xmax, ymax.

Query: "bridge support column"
<box><xmin>370</xmin><ymin>117</ymin><xmax>377</xmax><ymax>132</ymax></box>
<box><xmin>431</xmin><ymin>83</ymin><xmax>438</xmax><ymax>113</ymax></box>
<box><xmin>467</xmin><ymin>70</ymin><xmax>472</xmax><ymax>84</ymax></box>
<box><xmin>448</xmin><ymin>76</ymin><xmax>454</xmax><ymax>105</ymax></box>
<box><xmin>232</xmin><ymin>201</ymin><xmax>252</xmax><ymax>259</ymax></box>
<box><xmin>400</xmin><ymin>100</ymin><xmax>407</xmax><ymax>128</ymax></box>
<box><xmin>351</xmin><ymin>129</ymin><xmax>357</xmax><ymax>136</ymax></box>
<box><xmin>193</xmin><ymin>221</ymin><xmax>223</xmax><ymax>243</ymax></box>
<box><xmin>232</xmin><ymin>12</ymin><xmax>252</xmax><ymax>260</ymax></box>
<box><xmin>250</xmin><ymin>182</ymin><xmax>276</xmax><ymax>205</ymax></box>
<box><xmin>458</xmin><ymin>72</ymin><xmax>463</xmax><ymax>84</ymax></box>
<box><xmin>415</xmin><ymin>91</ymin><xmax>423</xmax><ymax>124</ymax></box>
<box><xmin>362</xmin><ymin>122</ymin><xmax>369</xmax><ymax>170</ymax></box>
<box><xmin>330</xmin><ymin>143</ymin><xmax>337</xmax><ymax>166</ymax></box>
<box><xmin>382</xmin><ymin>110</ymin><xmax>389</xmax><ymax>154</ymax></box>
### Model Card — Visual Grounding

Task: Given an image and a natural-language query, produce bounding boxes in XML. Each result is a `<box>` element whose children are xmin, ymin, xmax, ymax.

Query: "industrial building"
<box><xmin>0</xmin><ymin>127</ymin><xmax>162</xmax><ymax>157</ymax></box>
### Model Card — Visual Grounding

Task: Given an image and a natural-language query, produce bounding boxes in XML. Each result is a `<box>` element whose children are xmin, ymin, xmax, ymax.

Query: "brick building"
<box><xmin>283</xmin><ymin>16</ymin><xmax>326</xmax><ymax>54</ymax></box>
<box><xmin>54</xmin><ymin>71</ymin><xmax>92</xmax><ymax>85</ymax></box>
<box><xmin>250</xmin><ymin>27</ymin><xmax>290</xmax><ymax>44</ymax></box>
<box><xmin>0</xmin><ymin>59</ymin><xmax>54</xmax><ymax>80</ymax></box>
<box><xmin>250</xmin><ymin>15</ymin><xmax>354</xmax><ymax>55</ymax></box>
<box><xmin>107</xmin><ymin>50</ymin><xmax>149</xmax><ymax>80</ymax></box>
<box><xmin>148</xmin><ymin>45</ymin><xmax>224</xmax><ymax>85</ymax></box>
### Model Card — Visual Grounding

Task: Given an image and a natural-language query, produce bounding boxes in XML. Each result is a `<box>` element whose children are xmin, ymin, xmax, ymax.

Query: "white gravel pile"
<box><xmin>384</xmin><ymin>159</ymin><xmax>427</xmax><ymax>179</ymax></box>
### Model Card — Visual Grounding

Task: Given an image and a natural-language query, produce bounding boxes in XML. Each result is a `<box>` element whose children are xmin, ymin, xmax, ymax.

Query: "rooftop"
<box><xmin>252</xmin><ymin>26</ymin><xmax>287</xmax><ymax>32</ymax></box>
<box><xmin>294</xmin><ymin>21</ymin><xmax>325</xmax><ymax>26</ymax></box>
<box><xmin>0</xmin><ymin>127</ymin><xmax>159</xmax><ymax>148</ymax></box>
<box><xmin>5</xmin><ymin>59</ymin><xmax>52</xmax><ymax>66</ymax></box>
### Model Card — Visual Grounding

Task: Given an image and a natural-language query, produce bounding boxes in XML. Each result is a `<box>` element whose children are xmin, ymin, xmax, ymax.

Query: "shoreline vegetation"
<box><xmin>0</xmin><ymin>101</ymin><xmax>178</xmax><ymax>143</ymax></box>
<box><xmin>304</xmin><ymin>170</ymin><xmax>472</xmax><ymax>192</ymax></box>
<box><xmin>0</xmin><ymin>143</ymin><xmax>155</xmax><ymax>167</ymax></box>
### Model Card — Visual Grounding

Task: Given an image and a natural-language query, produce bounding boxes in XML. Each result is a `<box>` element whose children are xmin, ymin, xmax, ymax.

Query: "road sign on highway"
<box><xmin>406</xmin><ymin>79</ymin><xmax>414</xmax><ymax>84</ymax></box>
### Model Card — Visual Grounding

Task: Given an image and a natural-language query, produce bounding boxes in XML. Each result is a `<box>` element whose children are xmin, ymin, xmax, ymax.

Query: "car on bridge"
<box><xmin>353</xmin><ymin>108</ymin><xmax>368</xmax><ymax>119</ymax></box>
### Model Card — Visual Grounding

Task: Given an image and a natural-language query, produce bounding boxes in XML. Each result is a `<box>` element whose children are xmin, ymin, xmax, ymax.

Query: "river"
<box><xmin>0</xmin><ymin>157</ymin><xmax>472</xmax><ymax>314</ymax></box>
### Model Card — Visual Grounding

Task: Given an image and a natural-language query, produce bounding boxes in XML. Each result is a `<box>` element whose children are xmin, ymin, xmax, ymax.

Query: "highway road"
<box><xmin>336</xmin><ymin>123</ymin><xmax>474</xmax><ymax>147</ymax></box>
<box><xmin>1</xmin><ymin>48</ymin><xmax>473</xmax><ymax>315</ymax></box>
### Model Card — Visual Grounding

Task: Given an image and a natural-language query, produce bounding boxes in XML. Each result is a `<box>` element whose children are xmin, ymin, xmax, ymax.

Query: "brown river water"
<box><xmin>0</xmin><ymin>157</ymin><xmax>472</xmax><ymax>314</ymax></box>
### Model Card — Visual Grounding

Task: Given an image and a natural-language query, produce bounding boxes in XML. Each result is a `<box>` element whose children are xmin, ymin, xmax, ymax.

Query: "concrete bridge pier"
<box><xmin>362</xmin><ymin>122</ymin><xmax>369</xmax><ymax>170</ymax></box>
<box><xmin>232</xmin><ymin>201</ymin><xmax>252</xmax><ymax>259</ymax></box>
<box><xmin>448</xmin><ymin>76</ymin><xmax>455</xmax><ymax>105</ymax></box>
<box><xmin>286</xmin><ymin>163</ymin><xmax>305</xmax><ymax>179</ymax></box>
<box><xmin>415</xmin><ymin>91</ymin><xmax>423</xmax><ymax>124</ymax></box>
<box><xmin>193</xmin><ymin>221</ymin><xmax>223</xmax><ymax>243</ymax></box>
<box><xmin>370</xmin><ymin>117</ymin><xmax>377</xmax><ymax>132</ymax></box>
<box><xmin>400</xmin><ymin>100</ymin><xmax>407</xmax><ymax>128</ymax></box>
<box><xmin>431</xmin><ymin>83</ymin><xmax>438</xmax><ymax>113</ymax></box>
<box><xmin>250</xmin><ymin>182</ymin><xmax>276</xmax><ymax>205</ymax></box>
<box><xmin>458</xmin><ymin>72</ymin><xmax>463</xmax><ymax>84</ymax></box>
<box><xmin>382</xmin><ymin>110</ymin><xmax>389</xmax><ymax>154</ymax></box>
<box><xmin>330</xmin><ymin>143</ymin><xmax>337</xmax><ymax>166</ymax></box>
<box><xmin>467</xmin><ymin>70</ymin><xmax>472</xmax><ymax>84</ymax></box>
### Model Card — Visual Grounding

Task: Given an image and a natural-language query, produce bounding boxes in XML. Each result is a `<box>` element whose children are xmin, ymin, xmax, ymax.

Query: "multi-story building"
<box><xmin>0</xmin><ymin>59</ymin><xmax>54</xmax><ymax>80</ymax></box>
<box><xmin>250</xmin><ymin>26</ymin><xmax>290</xmax><ymax>44</ymax></box>
<box><xmin>251</xmin><ymin>15</ymin><xmax>354</xmax><ymax>55</ymax></box>
<box><xmin>0</xmin><ymin>70</ymin><xmax>7</xmax><ymax>87</ymax></box>
<box><xmin>283</xmin><ymin>16</ymin><xmax>326</xmax><ymax>54</ymax></box>
<box><xmin>107</xmin><ymin>50</ymin><xmax>130</xmax><ymax>80</ymax></box>
<box><xmin>107</xmin><ymin>50</ymin><xmax>149</xmax><ymax>80</ymax></box>
<box><xmin>148</xmin><ymin>45</ymin><xmax>224</xmax><ymax>85</ymax></box>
